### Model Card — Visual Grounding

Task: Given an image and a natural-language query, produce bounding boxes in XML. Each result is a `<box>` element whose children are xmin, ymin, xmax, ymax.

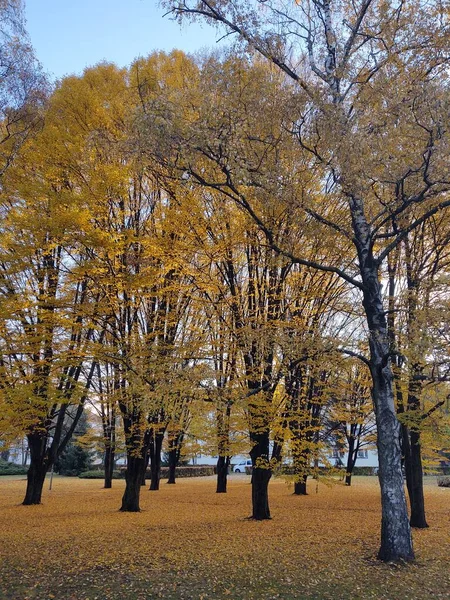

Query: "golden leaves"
<box><xmin>0</xmin><ymin>476</ymin><xmax>449</xmax><ymax>599</ymax></box>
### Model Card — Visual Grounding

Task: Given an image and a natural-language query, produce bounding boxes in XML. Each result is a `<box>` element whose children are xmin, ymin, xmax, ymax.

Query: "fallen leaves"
<box><xmin>0</xmin><ymin>475</ymin><xmax>449</xmax><ymax>599</ymax></box>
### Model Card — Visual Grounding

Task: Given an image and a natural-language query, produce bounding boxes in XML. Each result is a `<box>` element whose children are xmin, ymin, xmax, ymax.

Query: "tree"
<box><xmin>55</xmin><ymin>410</ymin><xmax>92</xmax><ymax>476</ymax></box>
<box><xmin>387</xmin><ymin>213</ymin><xmax>450</xmax><ymax>527</ymax></box>
<box><xmin>0</xmin><ymin>0</ymin><xmax>47</xmax><ymax>176</ymax></box>
<box><xmin>329</xmin><ymin>361</ymin><xmax>375</xmax><ymax>486</ymax></box>
<box><xmin>162</xmin><ymin>0</ymin><xmax>450</xmax><ymax>561</ymax></box>
<box><xmin>0</xmin><ymin>110</ymin><xmax>99</xmax><ymax>504</ymax></box>
<box><xmin>192</xmin><ymin>193</ymin><xmax>292</xmax><ymax>518</ymax></box>
<box><xmin>63</xmin><ymin>55</ymin><xmax>204</xmax><ymax>511</ymax></box>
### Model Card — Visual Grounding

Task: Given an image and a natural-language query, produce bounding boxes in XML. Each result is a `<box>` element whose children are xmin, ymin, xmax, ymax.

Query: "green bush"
<box><xmin>352</xmin><ymin>466</ymin><xmax>378</xmax><ymax>476</ymax></box>
<box><xmin>78</xmin><ymin>470</ymin><xmax>123</xmax><ymax>479</ymax></box>
<box><xmin>0</xmin><ymin>460</ymin><xmax>28</xmax><ymax>476</ymax></box>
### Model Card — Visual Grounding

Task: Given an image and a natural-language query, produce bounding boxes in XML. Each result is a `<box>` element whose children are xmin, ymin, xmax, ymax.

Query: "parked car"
<box><xmin>233</xmin><ymin>459</ymin><xmax>252</xmax><ymax>473</ymax></box>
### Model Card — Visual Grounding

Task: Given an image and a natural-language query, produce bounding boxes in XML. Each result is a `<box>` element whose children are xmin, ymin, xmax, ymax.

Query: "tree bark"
<box><xmin>216</xmin><ymin>455</ymin><xmax>229</xmax><ymax>493</ymax></box>
<box><xmin>104</xmin><ymin>444</ymin><xmax>114</xmax><ymax>489</ymax></box>
<box><xmin>216</xmin><ymin>401</ymin><xmax>232</xmax><ymax>493</ymax></box>
<box><xmin>345</xmin><ymin>436</ymin><xmax>356</xmax><ymax>486</ymax></box>
<box><xmin>23</xmin><ymin>434</ymin><xmax>49</xmax><ymax>505</ymax></box>
<box><xmin>292</xmin><ymin>448</ymin><xmax>309</xmax><ymax>495</ymax></box>
<box><xmin>120</xmin><ymin>454</ymin><xmax>145</xmax><ymax>512</ymax></box>
<box><xmin>407</xmin><ymin>428</ymin><xmax>428</xmax><ymax>528</ymax></box>
<box><xmin>372</xmin><ymin>356</ymin><xmax>414</xmax><ymax>561</ymax></box>
<box><xmin>249</xmin><ymin>432</ymin><xmax>271</xmax><ymax>519</ymax></box>
<box><xmin>294</xmin><ymin>475</ymin><xmax>307</xmax><ymax>495</ymax></box>
<box><xmin>167</xmin><ymin>447</ymin><xmax>177</xmax><ymax>484</ymax></box>
<box><xmin>350</xmin><ymin>198</ymin><xmax>414</xmax><ymax>562</ymax></box>
<box><xmin>149</xmin><ymin>431</ymin><xmax>164</xmax><ymax>491</ymax></box>
<box><xmin>141</xmin><ymin>449</ymin><xmax>149</xmax><ymax>486</ymax></box>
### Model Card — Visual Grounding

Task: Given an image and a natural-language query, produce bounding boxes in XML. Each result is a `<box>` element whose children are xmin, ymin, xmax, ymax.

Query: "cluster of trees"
<box><xmin>0</xmin><ymin>0</ymin><xmax>449</xmax><ymax>564</ymax></box>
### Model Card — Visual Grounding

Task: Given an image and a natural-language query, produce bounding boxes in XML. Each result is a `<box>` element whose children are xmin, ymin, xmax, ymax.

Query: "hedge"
<box><xmin>166</xmin><ymin>466</ymin><xmax>215</xmax><ymax>478</ymax></box>
<box><xmin>117</xmin><ymin>465</ymin><xmax>215</xmax><ymax>479</ymax></box>
<box><xmin>437</xmin><ymin>476</ymin><xmax>450</xmax><ymax>488</ymax></box>
<box><xmin>78</xmin><ymin>470</ymin><xmax>123</xmax><ymax>479</ymax></box>
<box><xmin>80</xmin><ymin>465</ymin><xmax>216</xmax><ymax>480</ymax></box>
<box><xmin>0</xmin><ymin>460</ymin><xmax>28</xmax><ymax>476</ymax></box>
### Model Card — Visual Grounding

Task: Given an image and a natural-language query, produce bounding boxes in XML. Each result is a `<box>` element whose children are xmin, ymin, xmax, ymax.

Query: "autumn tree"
<box><xmin>85</xmin><ymin>360</ymin><xmax>122</xmax><ymax>488</ymax></box>
<box><xmin>0</xmin><ymin>137</ymin><xmax>98</xmax><ymax>505</ymax></box>
<box><xmin>202</xmin><ymin>295</ymin><xmax>240</xmax><ymax>493</ymax></box>
<box><xmin>162</xmin><ymin>0</ymin><xmax>450</xmax><ymax>561</ymax></box>
<box><xmin>54</xmin><ymin>55</ymin><xmax>204</xmax><ymax>511</ymax></box>
<box><xmin>279</xmin><ymin>265</ymin><xmax>352</xmax><ymax>494</ymax></box>
<box><xmin>387</xmin><ymin>213</ymin><xmax>450</xmax><ymax>527</ymax></box>
<box><xmin>328</xmin><ymin>361</ymin><xmax>375</xmax><ymax>486</ymax></box>
<box><xmin>0</xmin><ymin>0</ymin><xmax>47</xmax><ymax>176</ymax></box>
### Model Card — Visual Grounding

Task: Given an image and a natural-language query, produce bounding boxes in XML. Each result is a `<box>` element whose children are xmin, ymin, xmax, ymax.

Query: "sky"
<box><xmin>24</xmin><ymin>0</ymin><xmax>224</xmax><ymax>80</ymax></box>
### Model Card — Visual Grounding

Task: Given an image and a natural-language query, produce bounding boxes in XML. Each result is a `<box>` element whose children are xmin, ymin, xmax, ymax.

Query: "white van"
<box><xmin>233</xmin><ymin>459</ymin><xmax>252</xmax><ymax>473</ymax></box>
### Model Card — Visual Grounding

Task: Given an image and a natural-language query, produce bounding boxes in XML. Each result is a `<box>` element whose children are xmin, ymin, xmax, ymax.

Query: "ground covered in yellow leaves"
<box><xmin>0</xmin><ymin>475</ymin><xmax>449</xmax><ymax>600</ymax></box>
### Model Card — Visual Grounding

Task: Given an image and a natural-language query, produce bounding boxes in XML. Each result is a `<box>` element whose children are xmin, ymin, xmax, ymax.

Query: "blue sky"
<box><xmin>25</xmin><ymin>0</ymin><xmax>224</xmax><ymax>80</ymax></box>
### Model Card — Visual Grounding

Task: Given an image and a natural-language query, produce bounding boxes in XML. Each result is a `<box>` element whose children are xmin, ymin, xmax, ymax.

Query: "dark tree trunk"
<box><xmin>401</xmin><ymin>422</ymin><xmax>413</xmax><ymax>495</ymax></box>
<box><xmin>402</xmin><ymin>371</ymin><xmax>428</xmax><ymax>528</ymax></box>
<box><xmin>345</xmin><ymin>450</ymin><xmax>356</xmax><ymax>486</ymax></box>
<box><xmin>344</xmin><ymin>471</ymin><xmax>353</xmax><ymax>486</ymax></box>
<box><xmin>216</xmin><ymin>401</ymin><xmax>232</xmax><ymax>493</ymax></box>
<box><xmin>1</xmin><ymin>449</ymin><xmax>10</xmax><ymax>461</ymax></box>
<box><xmin>104</xmin><ymin>444</ymin><xmax>114</xmax><ymax>489</ymax></box>
<box><xmin>23</xmin><ymin>434</ymin><xmax>48</xmax><ymax>505</ymax></box>
<box><xmin>216</xmin><ymin>455</ymin><xmax>230</xmax><ymax>493</ymax></box>
<box><xmin>120</xmin><ymin>454</ymin><xmax>145</xmax><ymax>512</ymax></box>
<box><xmin>251</xmin><ymin>464</ymin><xmax>271</xmax><ymax>519</ymax></box>
<box><xmin>249</xmin><ymin>432</ymin><xmax>271</xmax><ymax>519</ymax></box>
<box><xmin>141</xmin><ymin>449</ymin><xmax>150</xmax><ymax>486</ymax></box>
<box><xmin>149</xmin><ymin>431</ymin><xmax>164</xmax><ymax>491</ymax></box>
<box><xmin>405</xmin><ymin>428</ymin><xmax>428</xmax><ymax>528</ymax></box>
<box><xmin>292</xmin><ymin>448</ymin><xmax>309</xmax><ymax>495</ymax></box>
<box><xmin>294</xmin><ymin>475</ymin><xmax>307</xmax><ymax>495</ymax></box>
<box><xmin>23</xmin><ymin>460</ymin><xmax>48</xmax><ymax>505</ymax></box>
<box><xmin>167</xmin><ymin>447</ymin><xmax>177</xmax><ymax>484</ymax></box>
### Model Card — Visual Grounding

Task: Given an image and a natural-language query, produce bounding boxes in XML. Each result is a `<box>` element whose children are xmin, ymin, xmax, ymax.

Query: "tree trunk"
<box><xmin>294</xmin><ymin>475</ymin><xmax>307</xmax><ymax>495</ymax></box>
<box><xmin>141</xmin><ymin>449</ymin><xmax>150</xmax><ymax>486</ymax></box>
<box><xmin>352</xmin><ymin>201</ymin><xmax>414</xmax><ymax>562</ymax></box>
<box><xmin>407</xmin><ymin>429</ymin><xmax>428</xmax><ymax>528</ymax></box>
<box><xmin>292</xmin><ymin>449</ymin><xmax>309</xmax><ymax>495</ymax></box>
<box><xmin>249</xmin><ymin>432</ymin><xmax>272</xmax><ymax>519</ymax></box>
<box><xmin>216</xmin><ymin>455</ymin><xmax>229</xmax><ymax>493</ymax></box>
<box><xmin>120</xmin><ymin>454</ymin><xmax>145</xmax><ymax>512</ymax></box>
<box><xmin>167</xmin><ymin>447</ymin><xmax>177</xmax><ymax>484</ymax></box>
<box><xmin>23</xmin><ymin>434</ymin><xmax>48</xmax><ymax>505</ymax></box>
<box><xmin>371</xmin><ymin>352</ymin><xmax>413</xmax><ymax>561</ymax></box>
<box><xmin>23</xmin><ymin>460</ymin><xmax>48</xmax><ymax>505</ymax></box>
<box><xmin>216</xmin><ymin>402</ymin><xmax>232</xmax><ymax>494</ymax></box>
<box><xmin>251</xmin><ymin>464</ymin><xmax>271</xmax><ymax>519</ymax></box>
<box><xmin>345</xmin><ymin>453</ymin><xmax>356</xmax><ymax>486</ymax></box>
<box><xmin>1</xmin><ymin>449</ymin><xmax>10</xmax><ymax>461</ymax></box>
<box><xmin>149</xmin><ymin>431</ymin><xmax>164</xmax><ymax>491</ymax></box>
<box><xmin>104</xmin><ymin>444</ymin><xmax>114</xmax><ymax>489</ymax></box>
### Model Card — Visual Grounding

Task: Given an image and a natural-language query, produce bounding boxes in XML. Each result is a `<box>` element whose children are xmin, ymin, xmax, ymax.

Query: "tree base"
<box><xmin>410</xmin><ymin>519</ymin><xmax>429</xmax><ymax>529</ymax></box>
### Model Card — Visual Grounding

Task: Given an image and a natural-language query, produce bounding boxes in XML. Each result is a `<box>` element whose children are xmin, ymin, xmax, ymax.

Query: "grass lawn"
<box><xmin>0</xmin><ymin>475</ymin><xmax>448</xmax><ymax>599</ymax></box>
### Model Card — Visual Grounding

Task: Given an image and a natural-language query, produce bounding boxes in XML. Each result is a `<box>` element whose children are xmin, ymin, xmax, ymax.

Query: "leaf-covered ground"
<box><xmin>0</xmin><ymin>475</ymin><xmax>448</xmax><ymax>599</ymax></box>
